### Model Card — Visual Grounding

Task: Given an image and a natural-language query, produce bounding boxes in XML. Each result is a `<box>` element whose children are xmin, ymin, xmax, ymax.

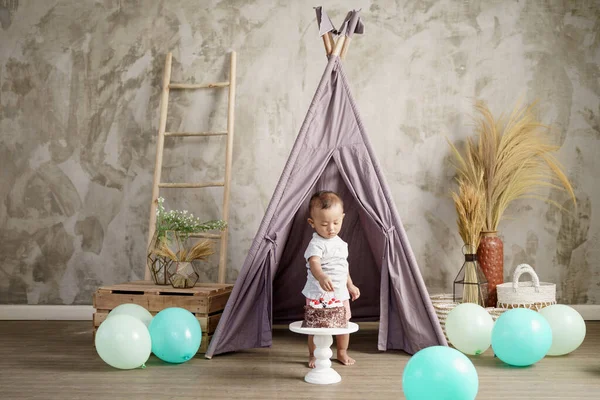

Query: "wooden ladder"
<box><xmin>146</xmin><ymin>51</ymin><xmax>237</xmax><ymax>284</ymax></box>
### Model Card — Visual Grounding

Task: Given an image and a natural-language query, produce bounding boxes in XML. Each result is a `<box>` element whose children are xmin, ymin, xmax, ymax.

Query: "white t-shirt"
<box><xmin>301</xmin><ymin>232</ymin><xmax>350</xmax><ymax>301</ymax></box>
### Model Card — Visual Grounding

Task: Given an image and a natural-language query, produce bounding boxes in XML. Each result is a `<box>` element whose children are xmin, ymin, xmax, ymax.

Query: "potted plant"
<box><xmin>151</xmin><ymin>230</ymin><xmax>215</xmax><ymax>288</ymax></box>
<box><xmin>147</xmin><ymin>197</ymin><xmax>226</xmax><ymax>286</ymax></box>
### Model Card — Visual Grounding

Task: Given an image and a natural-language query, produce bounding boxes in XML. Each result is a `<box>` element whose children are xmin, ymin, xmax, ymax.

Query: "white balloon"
<box><xmin>108</xmin><ymin>303</ymin><xmax>154</xmax><ymax>327</ymax></box>
<box><xmin>539</xmin><ymin>304</ymin><xmax>586</xmax><ymax>356</ymax></box>
<box><xmin>445</xmin><ymin>303</ymin><xmax>494</xmax><ymax>355</ymax></box>
<box><xmin>95</xmin><ymin>315</ymin><xmax>151</xmax><ymax>369</ymax></box>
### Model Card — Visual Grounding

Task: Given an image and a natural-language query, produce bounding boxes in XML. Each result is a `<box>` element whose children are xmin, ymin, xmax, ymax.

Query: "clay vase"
<box><xmin>476</xmin><ymin>231</ymin><xmax>504</xmax><ymax>307</ymax></box>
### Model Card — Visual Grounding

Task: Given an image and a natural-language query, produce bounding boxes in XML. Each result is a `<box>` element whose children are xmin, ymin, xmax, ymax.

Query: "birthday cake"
<box><xmin>302</xmin><ymin>296</ymin><xmax>347</xmax><ymax>328</ymax></box>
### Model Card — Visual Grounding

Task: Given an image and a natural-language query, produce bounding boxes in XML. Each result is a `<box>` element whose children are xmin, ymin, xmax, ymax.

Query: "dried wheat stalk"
<box><xmin>151</xmin><ymin>236</ymin><xmax>214</xmax><ymax>262</ymax></box>
<box><xmin>451</xmin><ymin>174</ymin><xmax>486</xmax><ymax>254</ymax></box>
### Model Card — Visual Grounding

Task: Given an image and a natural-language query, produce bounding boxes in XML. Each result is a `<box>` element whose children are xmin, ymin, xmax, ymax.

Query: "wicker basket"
<box><xmin>485</xmin><ymin>307</ymin><xmax>508</xmax><ymax>320</ymax></box>
<box><xmin>431</xmin><ymin>296</ymin><xmax>457</xmax><ymax>343</ymax></box>
<box><xmin>430</xmin><ymin>293</ymin><xmax>457</xmax><ymax>305</ymax></box>
<box><xmin>429</xmin><ymin>294</ymin><xmax>507</xmax><ymax>343</ymax></box>
<box><xmin>496</xmin><ymin>264</ymin><xmax>556</xmax><ymax>311</ymax></box>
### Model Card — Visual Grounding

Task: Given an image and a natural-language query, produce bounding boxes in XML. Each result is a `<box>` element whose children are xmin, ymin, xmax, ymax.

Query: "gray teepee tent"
<box><xmin>205</xmin><ymin>8</ymin><xmax>446</xmax><ymax>359</ymax></box>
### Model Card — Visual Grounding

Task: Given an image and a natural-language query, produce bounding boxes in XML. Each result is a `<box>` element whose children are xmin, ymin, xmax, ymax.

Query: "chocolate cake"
<box><xmin>302</xmin><ymin>297</ymin><xmax>347</xmax><ymax>328</ymax></box>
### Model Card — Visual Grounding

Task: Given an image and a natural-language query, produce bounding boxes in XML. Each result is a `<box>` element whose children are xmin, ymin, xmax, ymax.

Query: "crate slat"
<box><xmin>206</xmin><ymin>291</ymin><xmax>231</xmax><ymax>314</ymax></box>
<box><xmin>94</xmin><ymin>292</ymin><xmax>208</xmax><ymax>314</ymax></box>
<box><xmin>197</xmin><ymin>334</ymin><xmax>212</xmax><ymax>354</ymax></box>
<box><xmin>96</xmin><ymin>281</ymin><xmax>231</xmax><ymax>296</ymax></box>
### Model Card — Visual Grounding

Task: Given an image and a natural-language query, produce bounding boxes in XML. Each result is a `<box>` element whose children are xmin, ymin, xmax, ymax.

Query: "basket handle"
<box><xmin>512</xmin><ymin>263</ymin><xmax>540</xmax><ymax>292</ymax></box>
<box><xmin>511</xmin><ymin>263</ymin><xmax>528</xmax><ymax>277</ymax></box>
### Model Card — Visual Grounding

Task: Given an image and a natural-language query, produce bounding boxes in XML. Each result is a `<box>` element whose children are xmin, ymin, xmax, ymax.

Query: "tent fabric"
<box><xmin>315</xmin><ymin>6</ymin><xmax>364</xmax><ymax>37</ymax></box>
<box><xmin>315</xmin><ymin>6</ymin><xmax>336</xmax><ymax>36</ymax></box>
<box><xmin>205</xmin><ymin>9</ymin><xmax>446</xmax><ymax>359</ymax></box>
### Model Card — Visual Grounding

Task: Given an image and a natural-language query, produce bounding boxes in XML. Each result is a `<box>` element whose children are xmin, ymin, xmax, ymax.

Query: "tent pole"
<box><xmin>340</xmin><ymin>37</ymin><xmax>352</xmax><ymax>59</ymax></box>
<box><xmin>331</xmin><ymin>35</ymin><xmax>346</xmax><ymax>57</ymax></box>
<box><xmin>322</xmin><ymin>32</ymin><xmax>334</xmax><ymax>55</ymax></box>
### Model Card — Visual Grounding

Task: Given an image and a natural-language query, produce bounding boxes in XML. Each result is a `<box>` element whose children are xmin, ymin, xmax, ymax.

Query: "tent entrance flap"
<box><xmin>272</xmin><ymin>159</ymin><xmax>382</xmax><ymax>324</ymax></box>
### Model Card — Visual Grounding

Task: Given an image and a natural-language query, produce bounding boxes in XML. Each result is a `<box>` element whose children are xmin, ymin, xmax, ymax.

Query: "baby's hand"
<box><xmin>348</xmin><ymin>284</ymin><xmax>360</xmax><ymax>301</ymax></box>
<box><xmin>318</xmin><ymin>275</ymin><xmax>334</xmax><ymax>292</ymax></box>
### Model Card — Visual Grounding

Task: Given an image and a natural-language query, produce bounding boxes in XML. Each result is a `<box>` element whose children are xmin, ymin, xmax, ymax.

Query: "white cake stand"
<box><xmin>289</xmin><ymin>321</ymin><xmax>359</xmax><ymax>385</ymax></box>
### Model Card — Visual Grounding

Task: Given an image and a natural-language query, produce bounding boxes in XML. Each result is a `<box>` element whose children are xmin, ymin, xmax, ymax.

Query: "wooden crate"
<box><xmin>92</xmin><ymin>281</ymin><xmax>233</xmax><ymax>354</ymax></box>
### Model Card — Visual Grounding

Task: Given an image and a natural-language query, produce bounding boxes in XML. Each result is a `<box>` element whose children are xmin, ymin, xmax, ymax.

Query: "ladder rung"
<box><xmin>169</xmin><ymin>82</ymin><xmax>229</xmax><ymax>89</ymax></box>
<box><xmin>165</xmin><ymin>131</ymin><xmax>228</xmax><ymax>137</ymax></box>
<box><xmin>189</xmin><ymin>232</ymin><xmax>223</xmax><ymax>239</ymax></box>
<box><xmin>158</xmin><ymin>182</ymin><xmax>225</xmax><ymax>188</ymax></box>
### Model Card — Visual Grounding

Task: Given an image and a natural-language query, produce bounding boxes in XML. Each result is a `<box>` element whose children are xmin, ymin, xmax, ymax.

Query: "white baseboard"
<box><xmin>0</xmin><ymin>304</ymin><xmax>598</xmax><ymax>321</ymax></box>
<box><xmin>0</xmin><ymin>305</ymin><xmax>94</xmax><ymax>320</ymax></box>
<box><xmin>569</xmin><ymin>305</ymin><xmax>599</xmax><ymax>321</ymax></box>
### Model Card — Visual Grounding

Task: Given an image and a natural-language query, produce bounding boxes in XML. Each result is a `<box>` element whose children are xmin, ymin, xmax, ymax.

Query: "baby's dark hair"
<box><xmin>308</xmin><ymin>191</ymin><xmax>344</xmax><ymax>216</ymax></box>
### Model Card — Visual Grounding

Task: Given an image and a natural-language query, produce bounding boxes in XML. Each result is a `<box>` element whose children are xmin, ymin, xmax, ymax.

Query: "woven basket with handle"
<box><xmin>496</xmin><ymin>264</ymin><xmax>556</xmax><ymax>311</ymax></box>
<box><xmin>429</xmin><ymin>294</ymin><xmax>507</xmax><ymax>344</ymax></box>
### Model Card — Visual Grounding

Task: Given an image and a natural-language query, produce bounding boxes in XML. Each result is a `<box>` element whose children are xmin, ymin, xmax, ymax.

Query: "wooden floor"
<box><xmin>0</xmin><ymin>321</ymin><xmax>599</xmax><ymax>399</ymax></box>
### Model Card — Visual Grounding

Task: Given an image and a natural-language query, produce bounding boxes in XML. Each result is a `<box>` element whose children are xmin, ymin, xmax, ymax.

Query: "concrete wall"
<box><xmin>1</xmin><ymin>0</ymin><xmax>598</xmax><ymax>305</ymax></box>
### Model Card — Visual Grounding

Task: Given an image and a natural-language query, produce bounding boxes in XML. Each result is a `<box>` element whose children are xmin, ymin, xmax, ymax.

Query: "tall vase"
<box><xmin>477</xmin><ymin>231</ymin><xmax>504</xmax><ymax>307</ymax></box>
<box><xmin>453</xmin><ymin>253</ymin><xmax>489</xmax><ymax>308</ymax></box>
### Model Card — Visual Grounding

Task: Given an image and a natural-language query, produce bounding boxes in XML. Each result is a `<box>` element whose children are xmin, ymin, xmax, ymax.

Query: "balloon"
<box><xmin>491</xmin><ymin>308</ymin><xmax>552</xmax><ymax>366</ymax></box>
<box><xmin>95</xmin><ymin>314</ymin><xmax>151</xmax><ymax>369</ymax></box>
<box><xmin>149</xmin><ymin>307</ymin><xmax>202</xmax><ymax>364</ymax></box>
<box><xmin>108</xmin><ymin>303</ymin><xmax>153</xmax><ymax>327</ymax></box>
<box><xmin>402</xmin><ymin>346</ymin><xmax>478</xmax><ymax>400</ymax></box>
<box><xmin>446</xmin><ymin>303</ymin><xmax>494</xmax><ymax>355</ymax></box>
<box><xmin>539</xmin><ymin>304</ymin><xmax>586</xmax><ymax>356</ymax></box>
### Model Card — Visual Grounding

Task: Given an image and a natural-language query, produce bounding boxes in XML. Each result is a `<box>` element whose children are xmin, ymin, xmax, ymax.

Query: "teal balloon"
<box><xmin>149</xmin><ymin>307</ymin><xmax>202</xmax><ymax>364</ymax></box>
<box><xmin>491</xmin><ymin>308</ymin><xmax>552</xmax><ymax>366</ymax></box>
<box><xmin>108</xmin><ymin>303</ymin><xmax>153</xmax><ymax>327</ymax></box>
<box><xmin>402</xmin><ymin>346</ymin><xmax>478</xmax><ymax>400</ymax></box>
<box><xmin>95</xmin><ymin>314</ymin><xmax>151</xmax><ymax>369</ymax></box>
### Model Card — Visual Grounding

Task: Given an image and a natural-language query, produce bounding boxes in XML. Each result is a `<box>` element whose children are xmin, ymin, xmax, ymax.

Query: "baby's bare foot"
<box><xmin>337</xmin><ymin>350</ymin><xmax>355</xmax><ymax>366</ymax></box>
<box><xmin>308</xmin><ymin>355</ymin><xmax>316</xmax><ymax>368</ymax></box>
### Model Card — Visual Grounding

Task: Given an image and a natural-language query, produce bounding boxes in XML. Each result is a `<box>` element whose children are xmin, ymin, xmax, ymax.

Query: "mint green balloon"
<box><xmin>491</xmin><ymin>308</ymin><xmax>552</xmax><ymax>366</ymax></box>
<box><xmin>539</xmin><ymin>304</ymin><xmax>586</xmax><ymax>356</ymax></box>
<box><xmin>95</xmin><ymin>314</ymin><xmax>151</xmax><ymax>369</ymax></box>
<box><xmin>446</xmin><ymin>303</ymin><xmax>494</xmax><ymax>355</ymax></box>
<box><xmin>108</xmin><ymin>303</ymin><xmax>154</xmax><ymax>327</ymax></box>
<box><xmin>149</xmin><ymin>307</ymin><xmax>201</xmax><ymax>364</ymax></box>
<box><xmin>402</xmin><ymin>346</ymin><xmax>478</xmax><ymax>400</ymax></box>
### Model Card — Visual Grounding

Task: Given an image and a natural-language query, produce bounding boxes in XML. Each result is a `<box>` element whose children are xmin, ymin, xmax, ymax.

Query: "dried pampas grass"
<box><xmin>449</xmin><ymin>100</ymin><xmax>576</xmax><ymax>232</ymax></box>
